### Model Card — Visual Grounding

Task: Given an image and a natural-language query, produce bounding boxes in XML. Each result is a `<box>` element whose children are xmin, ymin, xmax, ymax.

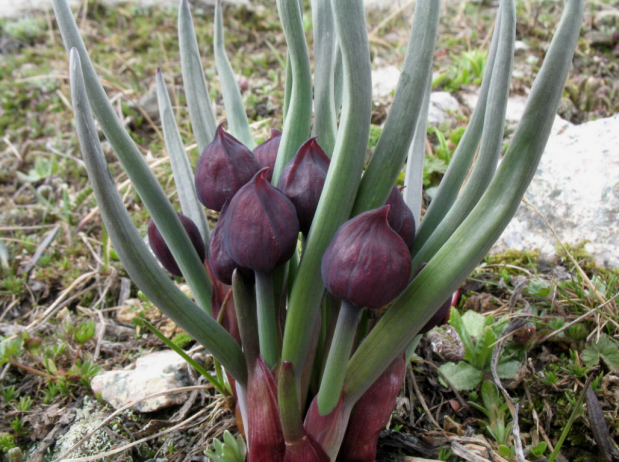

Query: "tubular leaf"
<box><xmin>178</xmin><ymin>0</ymin><xmax>218</xmax><ymax>153</ymax></box>
<box><xmin>403</xmin><ymin>77</ymin><xmax>432</xmax><ymax>224</ymax></box>
<box><xmin>69</xmin><ymin>49</ymin><xmax>247</xmax><ymax>385</ymax></box>
<box><xmin>53</xmin><ymin>0</ymin><xmax>214</xmax><ymax>314</ymax></box>
<box><xmin>412</xmin><ymin>0</ymin><xmax>516</xmax><ymax>268</ymax></box>
<box><xmin>412</xmin><ymin>4</ymin><xmax>504</xmax><ymax>251</ymax></box>
<box><xmin>281</xmin><ymin>0</ymin><xmax>372</xmax><ymax>384</ymax></box>
<box><xmin>311</xmin><ymin>0</ymin><xmax>337</xmax><ymax>156</ymax></box>
<box><xmin>156</xmin><ymin>70</ymin><xmax>211</xmax><ymax>247</ymax></box>
<box><xmin>214</xmin><ymin>0</ymin><xmax>255</xmax><ymax>149</ymax></box>
<box><xmin>343</xmin><ymin>0</ymin><xmax>584</xmax><ymax>403</ymax></box>
<box><xmin>351</xmin><ymin>0</ymin><xmax>441</xmax><ymax>216</ymax></box>
<box><xmin>272</xmin><ymin>0</ymin><xmax>313</xmax><ymax>184</ymax></box>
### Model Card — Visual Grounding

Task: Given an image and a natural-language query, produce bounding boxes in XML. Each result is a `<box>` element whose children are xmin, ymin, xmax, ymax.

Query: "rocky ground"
<box><xmin>0</xmin><ymin>0</ymin><xmax>618</xmax><ymax>461</ymax></box>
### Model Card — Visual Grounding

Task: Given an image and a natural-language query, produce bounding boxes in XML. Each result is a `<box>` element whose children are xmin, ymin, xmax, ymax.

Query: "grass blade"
<box><xmin>178</xmin><ymin>0</ymin><xmax>217</xmax><ymax>153</ymax></box>
<box><xmin>69</xmin><ymin>49</ymin><xmax>247</xmax><ymax>385</ymax></box>
<box><xmin>156</xmin><ymin>69</ymin><xmax>211</xmax><ymax>247</ymax></box>
<box><xmin>214</xmin><ymin>0</ymin><xmax>255</xmax><ymax>149</ymax></box>
<box><xmin>53</xmin><ymin>0</ymin><xmax>214</xmax><ymax>315</ymax></box>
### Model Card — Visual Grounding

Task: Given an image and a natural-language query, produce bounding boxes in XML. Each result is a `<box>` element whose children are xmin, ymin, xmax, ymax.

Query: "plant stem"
<box><xmin>317</xmin><ymin>301</ymin><xmax>361</xmax><ymax>415</ymax></box>
<box><xmin>255</xmin><ymin>270</ymin><xmax>279</xmax><ymax>369</ymax></box>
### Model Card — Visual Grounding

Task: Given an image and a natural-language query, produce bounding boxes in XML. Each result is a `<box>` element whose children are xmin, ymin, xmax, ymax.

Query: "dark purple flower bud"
<box><xmin>148</xmin><ymin>212</ymin><xmax>206</xmax><ymax>277</ymax></box>
<box><xmin>385</xmin><ymin>186</ymin><xmax>416</xmax><ymax>249</ymax></box>
<box><xmin>253</xmin><ymin>129</ymin><xmax>282</xmax><ymax>183</ymax></box>
<box><xmin>195</xmin><ymin>123</ymin><xmax>261</xmax><ymax>211</ymax></box>
<box><xmin>321</xmin><ymin>205</ymin><xmax>412</xmax><ymax>309</ymax></box>
<box><xmin>208</xmin><ymin>201</ymin><xmax>254</xmax><ymax>285</ymax></box>
<box><xmin>277</xmin><ymin>138</ymin><xmax>330</xmax><ymax>234</ymax></box>
<box><xmin>224</xmin><ymin>168</ymin><xmax>300</xmax><ymax>273</ymax></box>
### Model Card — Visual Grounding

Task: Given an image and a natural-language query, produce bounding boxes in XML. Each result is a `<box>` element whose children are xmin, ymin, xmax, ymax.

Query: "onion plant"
<box><xmin>54</xmin><ymin>0</ymin><xmax>584</xmax><ymax>459</ymax></box>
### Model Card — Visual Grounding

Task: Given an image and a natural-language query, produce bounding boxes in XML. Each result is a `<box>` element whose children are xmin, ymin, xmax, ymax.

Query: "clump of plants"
<box><xmin>53</xmin><ymin>0</ymin><xmax>583</xmax><ymax>459</ymax></box>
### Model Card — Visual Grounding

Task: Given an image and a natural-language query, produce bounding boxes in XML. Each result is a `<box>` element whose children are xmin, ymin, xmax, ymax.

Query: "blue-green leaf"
<box><xmin>69</xmin><ymin>49</ymin><xmax>246</xmax><ymax>385</ymax></box>
<box><xmin>214</xmin><ymin>0</ymin><xmax>254</xmax><ymax>149</ymax></box>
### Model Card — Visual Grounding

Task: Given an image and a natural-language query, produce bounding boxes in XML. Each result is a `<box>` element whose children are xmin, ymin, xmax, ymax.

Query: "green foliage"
<box><xmin>15</xmin><ymin>156</ymin><xmax>59</xmax><ymax>183</ymax></box>
<box><xmin>205</xmin><ymin>430</ymin><xmax>247</xmax><ymax>462</ymax></box>
<box><xmin>469</xmin><ymin>381</ymin><xmax>513</xmax><ymax>446</ymax></box>
<box><xmin>172</xmin><ymin>332</ymin><xmax>195</xmax><ymax>349</ymax></box>
<box><xmin>439</xmin><ymin>310</ymin><xmax>521</xmax><ymax>391</ymax></box>
<box><xmin>0</xmin><ymin>432</ymin><xmax>16</xmax><ymax>453</ymax></box>
<box><xmin>581</xmin><ymin>334</ymin><xmax>619</xmax><ymax>371</ymax></box>
<box><xmin>0</xmin><ymin>386</ymin><xmax>18</xmax><ymax>403</ymax></box>
<box><xmin>74</xmin><ymin>320</ymin><xmax>97</xmax><ymax>345</ymax></box>
<box><xmin>2</xmin><ymin>17</ymin><xmax>42</xmax><ymax>42</ymax></box>
<box><xmin>433</xmin><ymin>49</ymin><xmax>488</xmax><ymax>92</ymax></box>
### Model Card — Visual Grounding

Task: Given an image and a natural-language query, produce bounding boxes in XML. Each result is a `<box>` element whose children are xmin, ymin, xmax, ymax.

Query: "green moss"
<box><xmin>485</xmin><ymin>249</ymin><xmax>539</xmax><ymax>271</ymax></box>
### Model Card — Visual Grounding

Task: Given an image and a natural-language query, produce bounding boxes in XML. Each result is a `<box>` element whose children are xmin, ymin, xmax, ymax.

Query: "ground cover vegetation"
<box><xmin>0</xmin><ymin>0</ymin><xmax>618</xmax><ymax>460</ymax></box>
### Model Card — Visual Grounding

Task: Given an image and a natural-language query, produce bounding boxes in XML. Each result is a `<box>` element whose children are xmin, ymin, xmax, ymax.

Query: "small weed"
<box><xmin>0</xmin><ymin>432</ymin><xmax>16</xmax><ymax>453</ymax></box>
<box><xmin>9</xmin><ymin>417</ymin><xmax>26</xmax><ymax>435</ymax></box>
<box><xmin>0</xmin><ymin>386</ymin><xmax>18</xmax><ymax>403</ymax></box>
<box><xmin>14</xmin><ymin>396</ymin><xmax>32</xmax><ymax>412</ymax></box>
<box><xmin>469</xmin><ymin>381</ymin><xmax>513</xmax><ymax>446</ymax></box>
<box><xmin>438</xmin><ymin>309</ymin><xmax>521</xmax><ymax>391</ymax></box>
<box><xmin>205</xmin><ymin>430</ymin><xmax>247</xmax><ymax>462</ymax></box>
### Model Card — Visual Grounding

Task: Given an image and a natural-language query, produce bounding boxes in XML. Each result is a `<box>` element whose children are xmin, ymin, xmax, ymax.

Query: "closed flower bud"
<box><xmin>321</xmin><ymin>205</ymin><xmax>412</xmax><ymax>309</ymax></box>
<box><xmin>277</xmin><ymin>138</ymin><xmax>330</xmax><ymax>234</ymax></box>
<box><xmin>253</xmin><ymin>129</ymin><xmax>282</xmax><ymax>183</ymax></box>
<box><xmin>148</xmin><ymin>212</ymin><xmax>206</xmax><ymax>277</ymax></box>
<box><xmin>195</xmin><ymin>123</ymin><xmax>261</xmax><ymax>211</ymax></box>
<box><xmin>427</xmin><ymin>325</ymin><xmax>465</xmax><ymax>362</ymax></box>
<box><xmin>385</xmin><ymin>186</ymin><xmax>416</xmax><ymax>249</ymax></box>
<box><xmin>224</xmin><ymin>168</ymin><xmax>300</xmax><ymax>273</ymax></box>
<box><xmin>208</xmin><ymin>201</ymin><xmax>254</xmax><ymax>285</ymax></box>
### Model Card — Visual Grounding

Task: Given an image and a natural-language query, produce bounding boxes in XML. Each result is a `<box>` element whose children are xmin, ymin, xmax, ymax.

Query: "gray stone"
<box><xmin>493</xmin><ymin>114</ymin><xmax>619</xmax><ymax>268</ymax></box>
<box><xmin>91</xmin><ymin>350</ymin><xmax>191</xmax><ymax>412</ymax></box>
<box><xmin>514</xmin><ymin>40</ymin><xmax>529</xmax><ymax>52</ymax></box>
<box><xmin>428</xmin><ymin>91</ymin><xmax>461</xmax><ymax>127</ymax></box>
<box><xmin>371</xmin><ymin>65</ymin><xmax>401</xmax><ymax>99</ymax></box>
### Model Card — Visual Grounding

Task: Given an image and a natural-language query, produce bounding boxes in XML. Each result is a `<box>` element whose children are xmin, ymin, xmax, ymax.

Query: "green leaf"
<box><xmin>281</xmin><ymin>0</ymin><xmax>372</xmax><ymax>378</ymax></box>
<box><xmin>311</xmin><ymin>0</ymin><xmax>337</xmax><ymax>156</ymax></box>
<box><xmin>178</xmin><ymin>0</ymin><xmax>217</xmax><ymax>152</ymax></box>
<box><xmin>497</xmin><ymin>360</ymin><xmax>522</xmax><ymax>379</ymax></box>
<box><xmin>351</xmin><ymin>0</ymin><xmax>441</xmax><ymax>216</ymax></box>
<box><xmin>473</xmin><ymin>327</ymin><xmax>498</xmax><ymax>370</ymax></box>
<box><xmin>213</xmin><ymin>0</ymin><xmax>254</xmax><ymax>149</ymax></box>
<box><xmin>68</xmin><ymin>49</ymin><xmax>247</xmax><ymax>386</ymax></box>
<box><xmin>461</xmin><ymin>310</ymin><xmax>487</xmax><ymax>338</ymax></box>
<box><xmin>582</xmin><ymin>334</ymin><xmax>619</xmax><ymax>371</ymax></box>
<box><xmin>156</xmin><ymin>70</ymin><xmax>211</xmax><ymax>246</ymax></box>
<box><xmin>439</xmin><ymin>362</ymin><xmax>484</xmax><ymax>391</ymax></box>
<box><xmin>53</xmin><ymin>0</ymin><xmax>214</xmax><ymax>315</ymax></box>
<box><xmin>411</xmin><ymin>0</ymin><xmax>515</xmax><ymax>268</ymax></box>
<box><xmin>272</xmin><ymin>0</ymin><xmax>312</xmax><ymax>183</ymax></box>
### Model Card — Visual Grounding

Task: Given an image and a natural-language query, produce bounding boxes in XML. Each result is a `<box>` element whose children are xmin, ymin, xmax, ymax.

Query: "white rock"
<box><xmin>493</xmin><ymin>114</ymin><xmax>619</xmax><ymax>268</ymax></box>
<box><xmin>91</xmin><ymin>350</ymin><xmax>191</xmax><ymax>412</ymax></box>
<box><xmin>514</xmin><ymin>40</ymin><xmax>529</xmax><ymax>52</ymax></box>
<box><xmin>372</xmin><ymin>66</ymin><xmax>401</xmax><ymax>98</ymax></box>
<box><xmin>428</xmin><ymin>91</ymin><xmax>461</xmax><ymax>127</ymax></box>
